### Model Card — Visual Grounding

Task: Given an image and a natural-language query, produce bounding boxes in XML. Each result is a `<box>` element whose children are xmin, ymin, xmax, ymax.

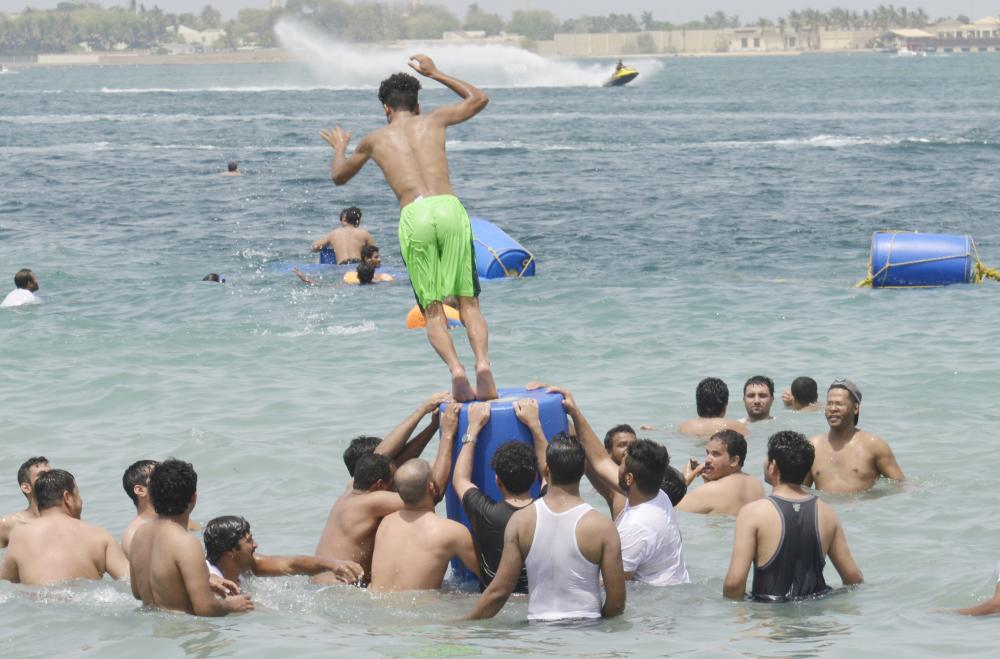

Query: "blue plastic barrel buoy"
<box><xmin>470</xmin><ymin>217</ymin><xmax>535</xmax><ymax>279</ymax></box>
<box><xmin>870</xmin><ymin>232</ymin><xmax>975</xmax><ymax>287</ymax></box>
<box><xmin>440</xmin><ymin>386</ymin><xmax>567</xmax><ymax>582</ymax></box>
<box><xmin>319</xmin><ymin>246</ymin><xmax>337</xmax><ymax>265</ymax></box>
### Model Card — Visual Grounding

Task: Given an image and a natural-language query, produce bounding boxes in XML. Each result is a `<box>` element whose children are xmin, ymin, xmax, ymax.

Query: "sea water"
<box><xmin>1</xmin><ymin>45</ymin><xmax>1000</xmax><ymax>657</ymax></box>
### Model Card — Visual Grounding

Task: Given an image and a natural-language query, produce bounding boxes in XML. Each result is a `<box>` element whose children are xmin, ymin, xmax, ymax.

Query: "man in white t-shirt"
<box><xmin>1</xmin><ymin>269</ymin><xmax>40</xmax><ymax>308</ymax></box>
<box><xmin>555</xmin><ymin>387</ymin><xmax>689</xmax><ymax>586</ymax></box>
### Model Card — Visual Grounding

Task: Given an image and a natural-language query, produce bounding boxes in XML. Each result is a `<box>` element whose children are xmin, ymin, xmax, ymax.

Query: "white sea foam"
<box><xmin>273</xmin><ymin>18</ymin><xmax>618</xmax><ymax>89</ymax></box>
<box><xmin>707</xmin><ymin>134</ymin><xmax>992</xmax><ymax>149</ymax></box>
<box><xmin>0</xmin><ymin>113</ymin><xmax>334</xmax><ymax>125</ymax></box>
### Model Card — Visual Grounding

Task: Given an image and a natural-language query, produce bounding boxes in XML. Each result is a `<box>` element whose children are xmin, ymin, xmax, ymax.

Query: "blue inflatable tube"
<box><xmin>440</xmin><ymin>386</ymin><xmax>567</xmax><ymax>581</ymax></box>
<box><xmin>869</xmin><ymin>232</ymin><xmax>975</xmax><ymax>287</ymax></box>
<box><xmin>471</xmin><ymin>217</ymin><xmax>535</xmax><ymax>279</ymax></box>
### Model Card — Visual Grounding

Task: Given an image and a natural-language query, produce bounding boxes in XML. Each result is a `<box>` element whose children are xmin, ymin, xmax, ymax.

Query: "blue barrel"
<box><xmin>319</xmin><ymin>246</ymin><xmax>337</xmax><ymax>265</ymax></box>
<box><xmin>440</xmin><ymin>386</ymin><xmax>567</xmax><ymax>582</ymax></box>
<box><xmin>470</xmin><ymin>217</ymin><xmax>535</xmax><ymax>279</ymax></box>
<box><xmin>870</xmin><ymin>232</ymin><xmax>975</xmax><ymax>287</ymax></box>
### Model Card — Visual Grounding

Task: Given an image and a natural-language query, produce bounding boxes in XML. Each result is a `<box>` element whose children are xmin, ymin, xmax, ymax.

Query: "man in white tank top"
<box><xmin>467</xmin><ymin>433</ymin><xmax>626</xmax><ymax>621</ymax></box>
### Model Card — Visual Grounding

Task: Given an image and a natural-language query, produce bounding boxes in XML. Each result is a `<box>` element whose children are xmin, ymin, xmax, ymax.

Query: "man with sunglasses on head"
<box><xmin>804</xmin><ymin>379</ymin><xmax>905</xmax><ymax>494</ymax></box>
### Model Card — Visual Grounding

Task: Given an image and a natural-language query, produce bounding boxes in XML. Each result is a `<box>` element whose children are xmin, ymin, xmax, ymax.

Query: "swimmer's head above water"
<box><xmin>14</xmin><ymin>268</ymin><xmax>38</xmax><ymax>292</ymax></box>
<box><xmin>203</xmin><ymin>515</ymin><xmax>254</xmax><ymax>567</ymax></box>
<box><xmin>361</xmin><ymin>245</ymin><xmax>381</xmax><ymax>268</ymax></box>
<box><xmin>340</xmin><ymin>206</ymin><xmax>362</xmax><ymax>227</ymax></box>
<box><xmin>227</xmin><ymin>161</ymin><xmax>238</xmax><ymax>173</ymax></box>
<box><xmin>202</xmin><ymin>273</ymin><xmax>224</xmax><ymax>283</ymax></box>
<box><xmin>356</xmin><ymin>263</ymin><xmax>375</xmax><ymax>285</ymax></box>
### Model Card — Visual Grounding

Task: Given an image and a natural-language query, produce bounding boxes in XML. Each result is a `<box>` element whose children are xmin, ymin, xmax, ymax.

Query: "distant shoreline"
<box><xmin>3</xmin><ymin>45</ymin><xmax>884</xmax><ymax>69</ymax></box>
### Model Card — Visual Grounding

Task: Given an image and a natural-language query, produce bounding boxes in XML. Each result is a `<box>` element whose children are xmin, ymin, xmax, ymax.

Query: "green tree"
<box><xmin>199</xmin><ymin>5</ymin><xmax>222</xmax><ymax>30</ymax></box>
<box><xmin>507</xmin><ymin>9</ymin><xmax>560</xmax><ymax>40</ymax></box>
<box><xmin>463</xmin><ymin>3</ymin><xmax>504</xmax><ymax>36</ymax></box>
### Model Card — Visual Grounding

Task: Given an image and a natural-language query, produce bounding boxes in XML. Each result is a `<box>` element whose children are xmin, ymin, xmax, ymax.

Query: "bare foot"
<box><xmin>475</xmin><ymin>364</ymin><xmax>499</xmax><ymax>401</ymax></box>
<box><xmin>452</xmin><ymin>371</ymin><xmax>477</xmax><ymax>402</ymax></box>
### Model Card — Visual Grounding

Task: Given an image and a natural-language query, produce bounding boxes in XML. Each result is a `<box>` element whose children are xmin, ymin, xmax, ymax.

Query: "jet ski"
<box><xmin>604</xmin><ymin>66</ymin><xmax>639</xmax><ymax>87</ymax></box>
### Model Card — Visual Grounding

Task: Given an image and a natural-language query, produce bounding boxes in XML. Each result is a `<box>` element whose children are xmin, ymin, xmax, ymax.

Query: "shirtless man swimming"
<box><xmin>204</xmin><ymin>516</ymin><xmax>362</xmax><ymax>586</ymax></box>
<box><xmin>321</xmin><ymin>54</ymin><xmax>496</xmax><ymax>402</ymax></box>
<box><xmin>369</xmin><ymin>457</ymin><xmax>478</xmax><ymax>592</ymax></box>
<box><xmin>121</xmin><ymin>459</ymin><xmax>200</xmax><ymax>557</ymax></box>
<box><xmin>311</xmin><ymin>206</ymin><xmax>374</xmax><ymax>264</ymax></box>
<box><xmin>677</xmin><ymin>430</ymin><xmax>765</xmax><ymax>516</ymax></box>
<box><xmin>740</xmin><ymin>375</ymin><xmax>776</xmax><ymax>424</ymax></box>
<box><xmin>677</xmin><ymin>378</ymin><xmax>749</xmax><ymax>439</ymax></box>
<box><xmin>805</xmin><ymin>379</ymin><xmax>905</xmax><ymax>494</ymax></box>
<box><xmin>315</xmin><ymin>399</ymin><xmax>458</xmax><ymax>583</ymax></box>
<box><xmin>0</xmin><ymin>456</ymin><xmax>50</xmax><ymax>548</ymax></box>
<box><xmin>1</xmin><ymin>469</ymin><xmax>128</xmax><ymax>585</ymax></box>
<box><xmin>130</xmin><ymin>459</ymin><xmax>253</xmax><ymax>616</ymax></box>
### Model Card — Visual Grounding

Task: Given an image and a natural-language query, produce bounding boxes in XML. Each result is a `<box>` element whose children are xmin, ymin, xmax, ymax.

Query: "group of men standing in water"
<box><xmin>0</xmin><ymin>373</ymin><xmax>956</xmax><ymax>619</ymax></box>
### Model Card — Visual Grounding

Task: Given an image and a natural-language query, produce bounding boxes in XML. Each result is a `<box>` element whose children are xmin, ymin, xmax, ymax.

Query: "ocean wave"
<box><xmin>99</xmin><ymin>85</ymin><xmax>372</xmax><ymax>94</ymax></box>
<box><xmin>0</xmin><ymin>113</ymin><xmax>337</xmax><ymax>125</ymax></box>
<box><xmin>708</xmin><ymin>134</ymin><xmax>995</xmax><ymax>149</ymax></box>
<box><xmin>446</xmin><ymin>140</ymin><xmax>581</xmax><ymax>152</ymax></box>
<box><xmin>271</xmin><ymin>321</ymin><xmax>378</xmax><ymax>337</ymax></box>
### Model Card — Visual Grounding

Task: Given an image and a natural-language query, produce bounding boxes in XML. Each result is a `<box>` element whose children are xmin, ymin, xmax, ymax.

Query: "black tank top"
<box><xmin>751</xmin><ymin>494</ymin><xmax>830</xmax><ymax>602</ymax></box>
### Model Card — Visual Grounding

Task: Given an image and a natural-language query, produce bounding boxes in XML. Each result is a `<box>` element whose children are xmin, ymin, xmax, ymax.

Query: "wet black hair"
<box><xmin>203</xmin><ymin>273</ymin><xmax>224</xmax><ymax>283</ymax></box>
<box><xmin>227</xmin><ymin>161</ymin><xmax>238</xmax><ymax>172</ymax></box>
<box><xmin>767</xmin><ymin>431</ymin><xmax>815</xmax><ymax>485</ymax></box>
<box><xmin>696</xmin><ymin>377</ymin><xmax>729</xmax><ymax>418</ymax></box>
<box><xmin>660</xmin><ymin>465</ymin><xmax>687</xmax><ymax>507</ymax></box>
<box><xmin>378</xmin><ymin>72</ymin><xmax>421</xmax><ymax>112</ymax></box>
<box><xmin>340</xmin><ymin>206</ymin><xmax>362</xmax><ymax>227</ymax></box>
<box><xmin>353</xmin><ymin>452</ymin><xmax>392</xmax><ymax>491</ymax></box>
<box><xmin>490</xmin><ymin>441</ymin><xmax>538</xmax><ymax>494</ymax></box>
<box><xmin>361</xmin><ymin>244</ymin><xmax>380</xmax><ymax>262</ymax></box>
<box><xmin>34</xmin><ymin>469</ymin><xmax>76</xmax><ymax>510</ymax></box>
<box><xmin>744</xmin><ymin>375</ymin><xmax>775</xmax><ymax>396</ymax></box>
<box><xmin>149</xmin><ymin>458</ymin><xmax>197</xmax><ymax>516</ymax></box>
<box><xmin>343</xmin><ymin>436</ymin><xmax>382</xmax><ymax>477</ymax></box>
<box><xmin>624</xmin><ymin>439</ymin><xmax>669</xmax><ymax>494</ymax></box>
<box><xmin>709</xmin><ymin>429</ymin><xmax>748</xmax><ymax>466</ymax></box>
<box><xmin>356</xmin><ymin>263</ymin><xmax>376</xmax><ymax>285</ymax></box>
<box><xmin>204</xmin><ymin>515</ymin><xmax>252</xmax><ymax>564</ymax></box>
<box><xmin>122</xmin><ymin>459</ymin><xmax>157</xmax><ymax>507</ymax></box>
<box><xmin>17</xmin><ymin>456</ymin><xmax>48</xmax><ymax>486</ymax></box>
<box><xmin>791</xmin><ymin>376</ymin><xmax>819</xmax><ymax>405</ymax></box>
<box><xmin>603</xmin><ymin>423</ymin><xmax>636</xmax><ymax>452</ymax></box>
<box><xmin>545</xmin><ymin>432</ymin><xmax>586</xmax><ymax>486</ymax></box>
<box><xmin>14</xmin><ymin>268</ymin><xmax>34</xmax><ymax>289</ymax></box>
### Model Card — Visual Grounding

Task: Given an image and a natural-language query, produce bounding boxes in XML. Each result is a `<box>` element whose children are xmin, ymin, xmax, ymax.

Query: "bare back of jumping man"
<box><xmin>320</xmin><ymin>54</ymin><xmax>497</xmax><ymax>402</ymax></box>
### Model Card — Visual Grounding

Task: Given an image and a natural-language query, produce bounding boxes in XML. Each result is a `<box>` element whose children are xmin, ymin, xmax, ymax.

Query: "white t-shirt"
<box><xmin>1</xmin><ymin>288</ymin><xmax>39</xmax><ymax>308</ymax></box>
<box><xmin>615</xmin><ymin>490</ymin><xmax>690</xmax><ymax>586</ymax></box>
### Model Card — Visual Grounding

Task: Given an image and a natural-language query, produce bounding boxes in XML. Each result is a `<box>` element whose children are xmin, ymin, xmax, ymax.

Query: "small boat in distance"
<box><xmin>604</xmin><ymin>60</ymin><xmax>639</xmax><ymax>87</ymax></box>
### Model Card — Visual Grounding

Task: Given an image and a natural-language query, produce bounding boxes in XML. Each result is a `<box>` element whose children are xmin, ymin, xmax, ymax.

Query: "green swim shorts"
<box><xmin>398</xmin><ymin>194</ymin><xmax>480</xmax><ymax>309</ymax></box>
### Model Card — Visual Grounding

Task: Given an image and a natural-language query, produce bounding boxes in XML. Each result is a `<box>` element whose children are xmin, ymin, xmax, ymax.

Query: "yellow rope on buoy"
<box><xmin>474</xmin><ymin>239</ymin><xmax>535</xmax><ymax>278</ymax></box>
<box><xmin>857</xmin><ymin>231</ymin><xmax>1000</xmax><ymax>287</ymax></box>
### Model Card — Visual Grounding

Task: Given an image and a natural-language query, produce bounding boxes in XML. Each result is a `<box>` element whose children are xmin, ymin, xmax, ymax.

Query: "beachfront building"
<box><xmin>876</xmin><ymin>29</ymin><xmax>935</xmax><ymax>52</ymax></box>
<box><xmin>167</xmin><ymin>25</ymin><xmax>227</xmax><ymax>50</ymax></box>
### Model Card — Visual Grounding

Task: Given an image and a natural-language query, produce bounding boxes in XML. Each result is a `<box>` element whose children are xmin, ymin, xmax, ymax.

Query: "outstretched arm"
<box><xmin>321</xmin><ymin>127</ymin><xmax>372</xmax><ymax>186</ymax></box>
<box><xmin>252</xmin><ymin>555</ymin><xmax>364</xmax><ymax>583</ymax></box>
<box><xmin>376</xmin><ymin>392</ymin><xmax>450</xmax><ymax>462</ymax></box>
<box><xmin>293</xmin><ymin>268</ymin><xmax>317</xmax><ymax>286</ymax></box>
<box><xmin>958</xmin><ymin>582</ymin><xmax>1000</xmax><ymax>616</ymax></box>
<box><xmin>548</xmin><ymin>387</ymin><xmax>619</xmax><ymax>489</ymax></box>
<box><xmin>431</xmin><ymin>403</ymin><xmax>461</xmax><ymax>500</ymax></box>
<box><xmin>513</xmin><ymin>398</ymin><xmax>549</xmax><ymax>484</ymax></box>
<box><xmin>408</xmin><ymin>54</ymin><xmax>489</xmax><ymax>126</ymax></box>
<box><xmin>453</xmin><ymin>403</ymin><xmax>490</xmax><ymax>501</ymax></box>
<box><xmin>826</xmin><ymin>516</ymin><xmax>863</xmax><ymax>586</ymax></box>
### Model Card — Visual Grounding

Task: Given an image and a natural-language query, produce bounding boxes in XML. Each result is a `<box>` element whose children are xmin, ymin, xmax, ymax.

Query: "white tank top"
<box><xmin>525</xmin><ymin>499</ymin><xmax>603</xmax><ymax>621</ymax></box>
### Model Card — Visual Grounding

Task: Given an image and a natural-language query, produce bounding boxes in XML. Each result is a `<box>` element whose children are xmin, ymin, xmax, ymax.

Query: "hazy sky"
<box><xmin>1</xmin><ymin>1</ymin><xmax>996</xmax><ymax>22</ymax></box>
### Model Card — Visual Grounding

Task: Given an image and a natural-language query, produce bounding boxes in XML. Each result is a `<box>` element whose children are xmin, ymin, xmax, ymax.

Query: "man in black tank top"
<box><xmin>723</xmin><ymin>431</ymin><xmax>864</xmax><ymax>602</ymax></box>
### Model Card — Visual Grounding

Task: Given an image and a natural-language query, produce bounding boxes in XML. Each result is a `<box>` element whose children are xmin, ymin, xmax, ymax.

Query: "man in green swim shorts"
<box><xmin>320</xmin><ymin>54</ymin><xmax>497</xmax><ymax>402</ymax></box>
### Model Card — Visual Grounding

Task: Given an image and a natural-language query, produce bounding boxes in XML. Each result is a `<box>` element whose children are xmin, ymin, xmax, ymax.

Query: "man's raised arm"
<box><xmin>453</xmin><ymin>403</ymin><xmax>490</xmax><ymax>501</ymax></box>
<box><xmin>548</xmin><ymin>387</ymin><xmax>619</xmax><ymax>488</ymax></box>
<box><xmin>430</xmin><ymin>403</ymin><xmax>461</xmax><ymax>500</ymax></box>
<box><xmin>513</xmin><ymin>398</ymin><xmax>549</xmax><ymax>481</ymax></box>
<box><xmin>408</xmin><ymin>54</ymin><xmax>489</xmax><ymax>126</ymax></box>
<box><xmin>376</xmin><ymin>392</ymin><xmax>450</xmax><ymax>462</ymax></box>
<box><xmin>321</xmin><ymin>127</ymin><xmax>372</xmax><ymax>186</ymax></box>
